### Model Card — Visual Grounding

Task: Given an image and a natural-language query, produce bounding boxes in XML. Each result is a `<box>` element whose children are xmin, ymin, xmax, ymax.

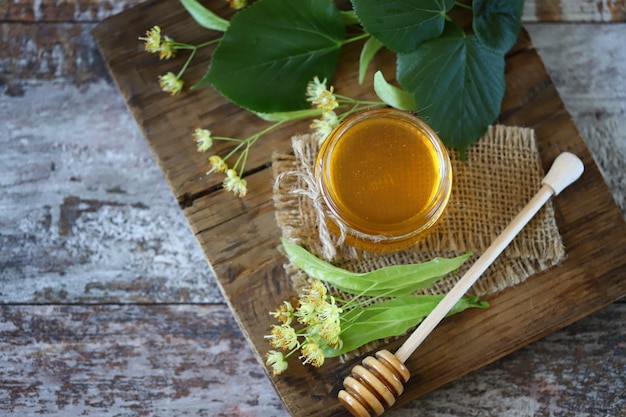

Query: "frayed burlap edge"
<box><xmin>271</xmin><ymin>125</ymin><xmax>566</xmax><ymax>357</ymax></box>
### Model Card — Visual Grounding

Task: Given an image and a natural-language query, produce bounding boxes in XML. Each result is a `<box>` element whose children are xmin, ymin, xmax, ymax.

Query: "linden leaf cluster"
<box><xmin>139</xmin><ymin>0</ymin><xmax>524</xmax><ymax>195</ymax></box>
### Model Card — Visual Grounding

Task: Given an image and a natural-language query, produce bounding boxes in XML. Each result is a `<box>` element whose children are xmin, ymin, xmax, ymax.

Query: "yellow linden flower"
<box><xmin>296</xmin><ymin>298</ymin><xmax>318</xmax><ymax>325</ymax></box>
<box><xmin>227</xmin><ymin>0</ymin><xmax>248</xmax><ymax>9</ymax></box>
<box><xmin>300</xmin><ymin>339</ymin><xmax>325</xmax><ymax>367</ymax></box>
<box><xmin>311</xmin><ymin>111</ymin><xmax>338</xmax><ymax>144</ymax></box>
<box><xmin>139</xmin><ymin>26</ymin><xmax>161</xmax><ymax>53</ymax></box>
<box><xmin>321</xmin><ymin>329</ymin><xmax>342</xmax><ymax>348</ymax></box>
<box><xmin>304</xmin><ymin>280</ymin><xmax>328</xmax><ymax>305</ymax></box>
<box><xmin>193</xmin><ymin>128</ymin><xmax>213</xmax><ymax>152</ymax></box>
<box><xmin>265</xmin><ymin>327</ymin><xmax>285</xmax><ymax>350</ymax></box>
<box><xmin>316</xmin><ymin>90</ymin><xmax>339</xmax><ymax>113</ymax></box>
<box><xmin>317</xmin><ymin>302</ymin><xmax>342</xmax><ymax>347</ymax></box>
<box><xmin>208</xmin><ymin>155</ymin><xmax>228</xmax><ymax>173</ymax></box>
<box><xmin>270</xmin><ymin>300</ymin><xmax>295</xmax><ymax>325</ymax></box>
<box><xmin>265</xmin><ymin>350</ymin><xmax>288</xmax><ymax>376</ymax></box>
<box><xmin>159</xmin><ymin>36</ymin><xmax>177</xmax><ymax>60</ymax></box>
<box><xmin>319</xmin><ymin>323</ymin><xmax>342</xmax><ymax>348</ymax></box>
<box><xmin>267</xmin><ymin>324</ymin><xmax>299</xmax><ymax>351</ymax></box>
<box><xmin>158</xmin><ymin>72</ymin><xmax>183</xmax><ymax>96</ymax></box>
<box><xmin>306</xmin><ymin>76</ymin><xmax>338</xmax><ymax>113</ymax></box>
<box><xmin>317</xmin><ymin>298</ymin><xmax>341</xmax><ymax>323</ymax></box>
<box><xmin>306</xmin><ymin>76</ymin><xmax>328</xmax><ymax>102</ymax></box>
<box><xmin>223</xmin><ymin>169</ymin><xmax>248</xmax><ymax>198</ymax></box>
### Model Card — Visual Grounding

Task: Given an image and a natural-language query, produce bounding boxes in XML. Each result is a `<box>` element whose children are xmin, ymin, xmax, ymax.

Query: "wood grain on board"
<box><xmin>92</xmin><ymin>1</ymin><xmax>626</xmax><ymax>415</ymax></box>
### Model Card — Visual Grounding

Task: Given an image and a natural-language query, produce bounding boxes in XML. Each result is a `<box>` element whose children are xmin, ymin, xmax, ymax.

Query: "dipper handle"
<box><xmin>395</xmin><ymin>151</ymin><xmax>583</xmax><ymax>362</ymax></box>
<box><xmin>339</xmin><ymin>152</ymin><xmax>584</xmax><ymax>417</ymax></box>
<box><xmin>541</xmin><ymin>152</ymin><xmax>585</xmax><ymax>195</ymax></box>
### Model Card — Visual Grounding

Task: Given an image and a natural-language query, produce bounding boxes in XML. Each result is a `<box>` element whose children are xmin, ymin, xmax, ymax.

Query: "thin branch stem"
<box><xmin>176</xmin><ymin>47</ymin><xmax>197</xmax><ymax>79</ymax></box>
<box><xmin>454</xmin><ymin>1</ymin><xmax>473</xmax><ymax>10</ymax></box>
<box><xmin>341</xmin><ymin>32</ymin><xmax>369</xmax><ymax>45</ymax></box>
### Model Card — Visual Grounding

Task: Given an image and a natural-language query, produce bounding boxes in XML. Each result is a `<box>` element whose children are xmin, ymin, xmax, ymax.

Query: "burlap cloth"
<box><xmin>271</xmin><ymin>125</ymin><xmax>565</xmax><ymax>299</ymax></box>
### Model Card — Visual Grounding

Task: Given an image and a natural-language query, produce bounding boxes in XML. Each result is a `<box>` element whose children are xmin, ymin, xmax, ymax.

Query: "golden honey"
<box><xmin>315</xmin><ymin>108</ymin><xmax>452</xmax><ymax>252</ymax></box>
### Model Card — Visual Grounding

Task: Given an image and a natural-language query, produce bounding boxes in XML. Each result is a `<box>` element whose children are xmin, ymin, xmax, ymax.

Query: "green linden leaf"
<box><xmin>180</xmin><ymin>0</ymin><xmax>229</xmax><ymax>32</ymax></box>
<box><xmin>201</xmin><ymin>0</ymin><xmax>346</xmax><ymax>113</ymax></box>
<box><xmin>396</xmin><ymin>23</ymin><xmax>505</xmax><ymax>158</ymax></box>
<box><xmin>473</xmin><ymin>0</ymin><xmax>525</xmax><ymax>53</ymax></box>
<box><xmin>350</xmin><ymin>0</ymin><xmax>455</xmax><ymax>52</ymax></box>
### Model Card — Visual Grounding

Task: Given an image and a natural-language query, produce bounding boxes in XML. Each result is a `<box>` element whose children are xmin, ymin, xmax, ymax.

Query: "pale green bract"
<box><xmin>179</xmin><ymin>0</ymin><xmax>229</xmax><ymax>32</ymax></box>
<box><xmin>373</xmin><ymin>70</ymin><xmax>416</xmax><ymax>111</ymax></box>
<box><xmin>358</xmin><ymin>37</ymin><xmax>383</xmax><ymax>85</ymax></box>
<box><xmin>323</xmin><ymin>294</ymin><xmax>488</xmax><ymax>357</ymax></box>
<box><xmin>281</xmin><ymin>238</ymin><xmax>471</xmax><ymax>297</ymax></box>
<box><xmin>254</xmin><ymin>109</ymin><xmax>323</xmax><ymax>123</ymax></box>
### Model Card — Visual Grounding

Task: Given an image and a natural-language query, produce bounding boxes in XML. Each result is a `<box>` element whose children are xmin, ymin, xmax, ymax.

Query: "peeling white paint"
<box><xmin>0</xmin><ymin>81</ymin><xmax>222</xmax><ymax>303</ymax></box>
<box><xmin>32</xmin><ymin>0</ymin><xmax>44</xmax><ymax>22</ymax></box>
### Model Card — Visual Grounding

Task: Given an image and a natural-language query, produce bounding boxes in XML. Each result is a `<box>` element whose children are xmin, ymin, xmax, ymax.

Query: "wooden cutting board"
<box><xmin>93</xmin><ymin>2</ymin><xmax>626</xmax><ymax>415</ymax></box>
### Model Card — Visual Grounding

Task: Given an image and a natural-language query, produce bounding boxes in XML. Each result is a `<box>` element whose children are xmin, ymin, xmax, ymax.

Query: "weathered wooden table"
<box><xmin>1</xmin><ymin>1</ymin><xmax>625</xmax><ymax>416</ymax></box>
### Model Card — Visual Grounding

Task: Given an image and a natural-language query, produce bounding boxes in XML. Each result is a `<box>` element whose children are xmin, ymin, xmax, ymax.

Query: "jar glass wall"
<box><xmin>315</xmin><ymin>108</ymin><xmax>452</xmax><ymax>252</ymax></box>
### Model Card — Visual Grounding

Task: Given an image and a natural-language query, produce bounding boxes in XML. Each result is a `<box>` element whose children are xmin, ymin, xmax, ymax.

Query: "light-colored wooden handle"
<box><xmin>541</xmin><ymin>152</ymin><xmax>585</xmax><ymax>195</ymax></box>
<box><xmin>395</xmin><ymin>151</ymin><xmax>584</xmax><ymax>362</ymax></box>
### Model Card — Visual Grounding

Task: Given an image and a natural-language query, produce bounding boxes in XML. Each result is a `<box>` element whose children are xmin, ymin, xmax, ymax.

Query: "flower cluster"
<box><xmin>139</xmin><ymin>26</ymin><xmax>175</xmax><ymax>60</ymax></box>
<box><xmin>139</xmin><ymin>25</ymin><xmax>219</xmax><ymax>96</ymax></box>
<box><xmin>306</xmin><ymin>77</ymin><xmax>340</xmax><ymax>144</ymax></box>
<box><xmin>223</xmin><ymin>169</ymin><xmax>248</xmax><ymax>198</ymax></box>
<box><xmin>264</xmin><ymin>279</ymin><xmax>343</xmax><ymax>375</ymax></box>
<box><xmin>158</xmin><ymin>72</ymin><xmax>184</xmax><ymax>96</ymax></box>
<box><xmin>192</xmin><ymin>128</ymin><xmax>252</xmax><ymax>198</ymax></box>
<box><xmin>306</xmin><ymin>76</ymin><xmax>339</xmax><ymax>113</ymax></box>
<box><xmin>305</xmin><ymin>76</ymin><xmax>385</xmax><ymax>144</ymax></box>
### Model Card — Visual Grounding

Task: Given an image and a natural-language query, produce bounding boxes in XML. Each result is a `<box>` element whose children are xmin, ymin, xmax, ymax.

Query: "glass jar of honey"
<box><xmin>315</xmin><ymin>108</ymin><xmax>452</xmax><ymax>252</ymax></box>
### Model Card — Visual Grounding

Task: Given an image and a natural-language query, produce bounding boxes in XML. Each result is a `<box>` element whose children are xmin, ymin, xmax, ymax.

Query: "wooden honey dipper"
<box><xmin>338</xmin><ymin>152</ymin><xmax>585</xmax><ymax>417</ymax></box>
